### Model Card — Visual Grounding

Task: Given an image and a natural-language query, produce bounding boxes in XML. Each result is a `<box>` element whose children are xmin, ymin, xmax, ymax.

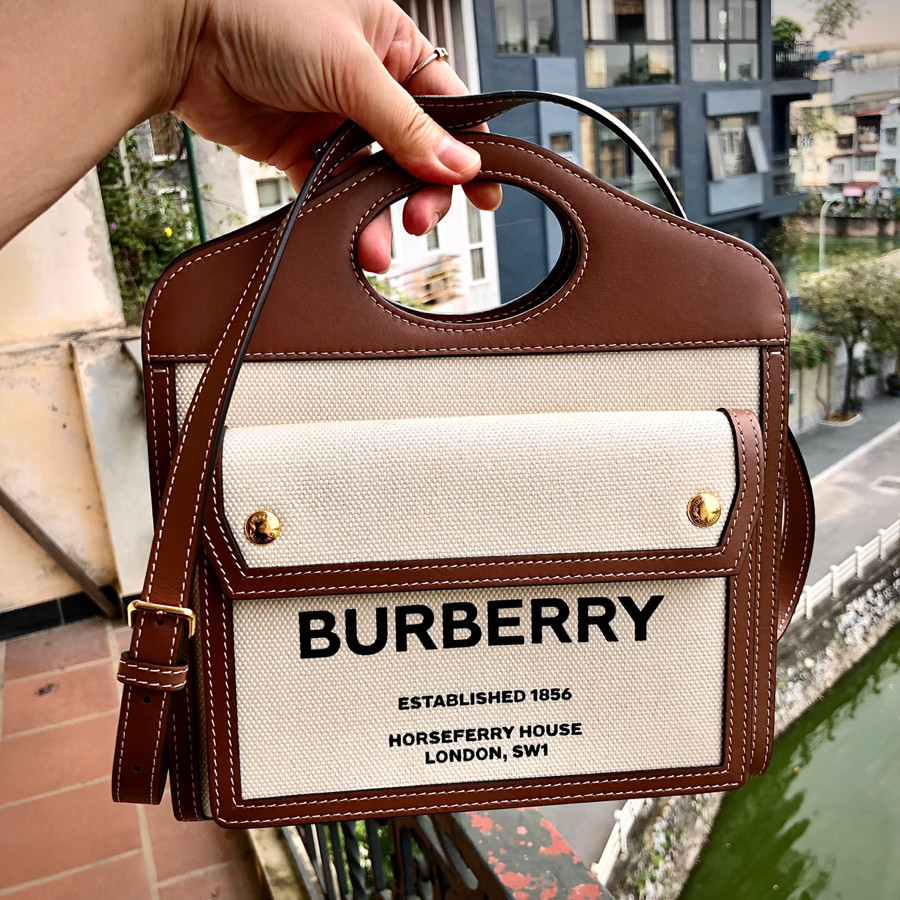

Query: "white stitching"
<box><xmin>765</xmin><ymin>351</ymin><xmax>786</xmax><ymax>761</ymax></box>
<box><xmin>152</xmin><ymin>339</ymin><xmax>785</xmax><ymax>361</ymax></box>
<box><xmin>201</xmin><ymin>410</ymin><xmax>759</xmax><ymax>596</ymax></box>
<box><xmin>146</xmin><ymin>617</ymin><xmax>179</xmax><ymax>804</ymax></box>
<box><xmin>119</xmin><ymin>662</ymin><xmax>189</xmax><ymax>675</ymax></box>
<box><xmin>145</xmin><ymin>140</ymin><xmax>788</xmax><ymax>358</ymax></box>
<box><xmin>202</xmin><ymin>564</ymin><xmax>748</xmax><ymax>823</ymax></box>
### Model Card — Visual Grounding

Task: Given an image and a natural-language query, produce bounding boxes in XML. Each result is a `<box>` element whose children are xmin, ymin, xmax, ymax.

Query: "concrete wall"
<box><xmin>0</xmin><ymin>173</ymin><xmax>135</xmax><ymax>614</ymax></box>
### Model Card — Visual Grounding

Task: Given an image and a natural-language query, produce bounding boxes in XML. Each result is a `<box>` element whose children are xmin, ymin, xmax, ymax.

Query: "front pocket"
<box><xmin>194</xmin><ymin>408</ymin><xmax>765</xmax><ymax>823</ymax></box>
<box><xmin>203</xmin><ymin>408</ymin><xmax>763</xmax><ymax>596</ymax></box>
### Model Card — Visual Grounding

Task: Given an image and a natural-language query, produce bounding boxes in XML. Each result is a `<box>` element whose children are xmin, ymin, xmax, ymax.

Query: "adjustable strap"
<box><xmin>112</xmin><ymin>91</ymin><xmax>814</xmax><ymax>806</ymax></box>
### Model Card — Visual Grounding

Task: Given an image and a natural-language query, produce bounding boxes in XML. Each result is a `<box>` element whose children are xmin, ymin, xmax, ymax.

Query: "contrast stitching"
<box><xmin>151</xmin><ymin>339</ymin><xmax>786</xmax><ymax>361</ymax></box>
<box><xmin>119</xmin><ymin>662</ymin><xmax>189</xmax><ymax>676</ymax></box>
<box><xmin>765</xmin><ymin>351</ymin><xmax>786</xmax><ymax>760</ymax></box>
<box><xmin>351</xmin><ymin>170</ymin><xmax>589</xmax><ymax>332</ymax></box>
<box><xmin>121</xmin><ymin>678</ymin><xmax>184</xmax><ymax>689</ymax></box>
<box><xmin>202</xmin><ymin>552</ymin><xmax>749</xmax><ymax>823</ymax></box>
<box><xmin>146</xmin><ymin>616</ymin><xmax>179</xmax><ymax>804</ymax></box>
<box><xmin>202</xmin><ymin>410</ymin><xmax>757</xmax><ymax>595</ymax></box>
<box><xmin>147</xmin><ymin>139</ymin><xmax>787</xmax><ymax>356</ymax></box>
<box><xmin>182</xmin><ymin>656</ymin><xmax>202</xmax><ymax>819</ymax></box>
<box><xmin>148</xmin><ymin>370</ymin><xmax>162</xmax><ymax>500</ymax></box>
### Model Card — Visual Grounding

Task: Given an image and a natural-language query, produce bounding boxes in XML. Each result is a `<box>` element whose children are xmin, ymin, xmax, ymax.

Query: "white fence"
<box><xmin>792</xmin><ymin>516</ymin><xmax>900</xmax><ymax>623</ymax></box>
<box><xmin>591</xmin><ymin>516</ymin><xmax>900</xmax><ymax>888</ymax></box>
<box><xmin>592</xmin><ymin>797</ymin><xmax>653</xmax><ymax>885</ymax></box>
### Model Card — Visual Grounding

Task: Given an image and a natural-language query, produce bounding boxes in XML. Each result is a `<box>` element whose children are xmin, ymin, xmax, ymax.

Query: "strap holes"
<box><xmin>133</xmin><ymin>765</ymin><xmax>142</xmax><ymax>773</ymax></box>
<box><xmin>143</xmin><ymin>696</ymin><xmax>152</xmax><ymax>704</ymax></box>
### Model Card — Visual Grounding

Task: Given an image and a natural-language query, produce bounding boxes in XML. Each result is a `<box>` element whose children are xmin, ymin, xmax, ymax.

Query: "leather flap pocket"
<box><xmin>203</xmin><ymin>408</ymin><xmax>762</xmax><ymax>597</ymax></box>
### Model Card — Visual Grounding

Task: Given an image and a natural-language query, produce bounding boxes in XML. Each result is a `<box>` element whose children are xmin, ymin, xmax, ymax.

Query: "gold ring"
<box><xmin>403</xmin><ymin>47</ymin><xmax>450</xmax><ymax>87</ymax></box>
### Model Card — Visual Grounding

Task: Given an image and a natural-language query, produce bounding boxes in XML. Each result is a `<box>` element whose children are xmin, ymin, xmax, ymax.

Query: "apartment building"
<box><xmin>794</xmin><ymin>48</ymin><xmax>900</xmax><ymax>200</ymax></box>
<box><xmin>474</xmin><ymin>0</ymin><xmax>815</xmax><ymax>300</ymax></box>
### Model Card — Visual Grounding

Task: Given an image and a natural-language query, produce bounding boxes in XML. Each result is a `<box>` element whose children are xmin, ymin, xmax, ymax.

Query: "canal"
<box><xmin>681</xmin><ymin>608</ymin><xmax>900</xmax><ymax>899</ymax></box>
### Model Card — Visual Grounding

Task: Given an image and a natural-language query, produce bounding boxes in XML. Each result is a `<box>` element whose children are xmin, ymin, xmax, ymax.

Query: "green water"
<box><xmin>681</xmin><ymin>622</ymin><xmax>900</xmax><ymax>900</ymax></box>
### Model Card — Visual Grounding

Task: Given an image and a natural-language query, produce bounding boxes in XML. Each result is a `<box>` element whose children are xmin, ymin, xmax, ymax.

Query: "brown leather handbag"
<box><xmin>112</xmin><ymin>92</ymin><xmax>814</xmax><ymax>826</ymax></box>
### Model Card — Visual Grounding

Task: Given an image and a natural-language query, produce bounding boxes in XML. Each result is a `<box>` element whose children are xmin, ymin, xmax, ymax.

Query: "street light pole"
<box><xmin>818</xmin><ymin>196</ymin><xmax>840</xmax><ymax>271</ymax></box>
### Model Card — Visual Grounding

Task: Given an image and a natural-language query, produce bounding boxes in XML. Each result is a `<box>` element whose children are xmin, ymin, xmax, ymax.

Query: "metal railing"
<box><xmin>592</xmin><ymin>798</ymin><xmax>652</xmax><ymax>885</ymax></box>
<box><xmin>792</xmin><ymin>517</ymin><xmax>900</xmax><ymax>622</ymax></box>
<box><xmin>773</xmin><ymin>40</ymin><xmax>816</xmax><ymax>80</ymax></box>
<box><xmin>284</xmin><ymin>808</ymin><xmax>611</xmax><ymax>899</ymax></box>
<box><xmin>771</xmin><ymin>153</ymin><xmax>801</xmax><ymax>197</ymax></box>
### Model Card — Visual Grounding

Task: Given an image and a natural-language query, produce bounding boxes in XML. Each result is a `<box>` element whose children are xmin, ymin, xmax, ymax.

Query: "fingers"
<box><xmin>340</xmin><ymin>42</ymin><xmax>481</xmax><ymax>185</ymax></box>
<box><xmin>402</xmin><ymin>185</ymin><xmax>452</xmax><ymax>236</ymax></box>
<box><xmin>357</xmin><ymin>208</ymin><xmax>393</xmax><ymax>273</ymax></box>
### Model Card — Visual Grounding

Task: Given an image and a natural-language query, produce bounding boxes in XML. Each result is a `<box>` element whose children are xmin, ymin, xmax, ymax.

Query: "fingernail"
<box><xmin>437</xmin><ymin>137</ymin><xmax>480</xmax><ymax>175</ymax></box>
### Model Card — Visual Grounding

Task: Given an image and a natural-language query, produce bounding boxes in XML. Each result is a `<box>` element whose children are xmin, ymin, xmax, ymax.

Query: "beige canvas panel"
<box><xmin>230</xmin><ymin>579</ymin><xmax>729</xmax><ymax>799</ymax></box>
<box><xmin>219</xmin><ymin>411</ymin><xmax>737</xmax><ymax>567</ymax></box>
<box><xmin>174</xmin><ymin>350</ymin><xmax>761</xmax><ymax>429</ymax></box>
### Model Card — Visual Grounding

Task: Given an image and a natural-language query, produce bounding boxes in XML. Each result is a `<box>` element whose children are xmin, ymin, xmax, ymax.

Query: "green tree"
<box><xmin>773</xmin><ymin>16</ymin><xmax>804</xmax><ymax>46</ymax></box>
<box><xmin>97</xmin><ymin>133</ymin><xmax>196</xmax><ymax>324</ymax></box>
<box><xmin>799</xmin><ymin>261</ymin><xmax>891</xmax><ymax>417</ymax></box>
<box><xmin>761</xmin><ymin>217</ymin><xmax>807</xmax><ymax>269</ymax></box>
<box><xmin>812</xmin><ymin>0</ymin><xmax>867</xmax><ymax>39</ymax></box>
<box><xmin>867</xmin><ymin>266</ymin><xmax>900</xmax><ymax>380</ymax></box>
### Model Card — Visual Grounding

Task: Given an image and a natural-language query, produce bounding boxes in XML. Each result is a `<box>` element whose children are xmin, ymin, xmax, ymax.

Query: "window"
<box><xmin>836</xmin><ymin>133</ymin><xmax>854</xmax><ymax>150</ymax></box>
<box><xmin>883</xmin><ymin>159</ymin><xmax>897</xmax><ymax>179</ymax></box>
<box><xmin>580</xmin><ymin>106</ymin><xmax>680</xmax><ymax>208</ymax></box>
<box><xmin>426</xmin><ymin>224</ymin><xmax>440</xmax><ymax>251</ymax></box>
<box><xmin>256</xmin><ymin>176</ymin><xmax>297</xmax><ymax>216</ymax></box>
<box><xmin>495</xmin><ymin>0</ymin><xmax>555</xmax><ymax>54</ymax></box>
<box><xmin>691</xmin><ymin>0</ymin><xmax>758</xmax><ymax>81</ymax></box>
<box><xmin>466</xmin><ymin>200</ymin><xmax>487</xmax><ymax>281</ymax></box>
<box><xmin>706</xmin><ymin>114</ymin><xmax>768</xmax><ymax>180</ymax></box>
<box><xmin>885</xmin><ymin>127</ymin><xmax>898</xmax><ymax>146</ymax></box>
<box><xmin>583</xmin><ymin>0</ymin><xmax>675</xmax><ymax>88</ymax></box>
<box><xmin>855</xmin><ymin>155</ymin><xmax>876</xmax><ymax>172</ymax></box>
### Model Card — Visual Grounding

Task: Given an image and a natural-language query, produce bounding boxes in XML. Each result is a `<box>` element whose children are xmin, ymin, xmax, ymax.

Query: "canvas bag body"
<box><xmin>115</xmin><ymin>92</ymin><xmax>814</xmax><ymax>826</ymax></box>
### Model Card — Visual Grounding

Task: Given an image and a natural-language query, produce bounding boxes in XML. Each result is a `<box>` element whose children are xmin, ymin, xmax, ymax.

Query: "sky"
<box><xmin>772</xmin><ymin>0</ymin><xmax>900</xmax><ymax>49</ymax></box>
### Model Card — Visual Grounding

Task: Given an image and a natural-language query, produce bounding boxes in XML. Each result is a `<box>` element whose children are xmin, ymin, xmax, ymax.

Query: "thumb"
<box><xmin>340</xmin><ymin>46</ymin><xmax>482</xmax><ymax>185</ymax></box>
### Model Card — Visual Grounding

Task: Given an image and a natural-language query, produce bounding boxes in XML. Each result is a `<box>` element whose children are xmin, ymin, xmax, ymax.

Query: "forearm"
<box><xmin>0</xmin><ymin>0</ymin><xmax>203</xmax><ymax>246</ymax></box>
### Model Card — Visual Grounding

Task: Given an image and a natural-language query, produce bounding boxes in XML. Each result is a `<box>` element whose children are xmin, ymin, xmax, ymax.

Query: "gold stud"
<box><xmin>245</xmin><ymin>510</ymin><xmax>282</xmax><ymax>545</ymax></box>
<box><xmin>687</xmin><ymin>493</ymin><xmax>722</xmax><ymax>528</ymax></box>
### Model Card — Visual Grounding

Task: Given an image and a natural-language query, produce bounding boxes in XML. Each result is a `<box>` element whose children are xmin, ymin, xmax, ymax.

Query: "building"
<box><xmin>473</xmin><ymin>0</ymin><xmax>815</xmax><ymax>300</ymax></box>
<box><xmin>793</xmin><ymin>47</ymin><xmax>900</xmax><ymax>201</ymax></box>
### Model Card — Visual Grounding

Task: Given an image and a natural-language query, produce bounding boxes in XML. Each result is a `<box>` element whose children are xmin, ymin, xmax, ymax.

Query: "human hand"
<box><xmin>168</xmin><ymin>0</ymin><xmax>501</xmax><ymax>271</ymax></box>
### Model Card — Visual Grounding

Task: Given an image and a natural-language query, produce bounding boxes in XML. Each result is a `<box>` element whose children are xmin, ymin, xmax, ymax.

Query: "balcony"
<box><xmin>773</xmin><ymin>40</ymin><xmax>816</xmax><ymax>80</ymax></box>
<box><xmin>772</xmin><ymin>153</ymin><xmax>802</xmax><ymax>196</ymax></box>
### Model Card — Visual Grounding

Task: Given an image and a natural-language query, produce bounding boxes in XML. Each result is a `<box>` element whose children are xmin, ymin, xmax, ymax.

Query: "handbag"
<box><xmin>112</xmin><ymin>91</ymin><xmax>814</xmax><ymax>825</ymax></box>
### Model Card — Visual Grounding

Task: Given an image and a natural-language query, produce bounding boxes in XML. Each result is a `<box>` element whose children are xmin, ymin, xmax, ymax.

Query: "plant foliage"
<box><xmin>97</xmin><ymin>134</ymin><xmax>196</xmax><ymax>324</ymax></box>
<box><xmin>800</xmin><ymin>261</ymin><xmax>900</xmax><ymax>415</ymax></box>
<box><xmin>812</xmin><ymin>0</ymin><xmax>867</xmax><ymax>39</ymax></box>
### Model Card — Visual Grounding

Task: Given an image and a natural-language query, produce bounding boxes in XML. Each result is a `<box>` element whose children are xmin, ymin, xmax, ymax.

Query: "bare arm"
<box><xmin>0</xmin><ymin>0</ymin><xmax>499</xmax><ymax>268</ymax></box>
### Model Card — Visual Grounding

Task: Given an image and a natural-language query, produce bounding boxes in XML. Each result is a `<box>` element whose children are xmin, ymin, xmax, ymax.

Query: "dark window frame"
<box><xmin>690</xmin><ymin>0</ymin><xmax>759</xmax><ymax>82</ymax></box>
<box><xmin>494</xmin><ymin>0</ymin><xmax>557</xmax><ymax>56</ymax></box>
<box><xmin>582</xmin><ymin>0</ymin><xmax>677</xmax><ymax>88</ymax></box>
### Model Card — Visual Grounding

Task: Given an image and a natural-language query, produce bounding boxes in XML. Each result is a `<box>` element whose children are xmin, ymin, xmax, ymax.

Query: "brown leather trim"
<box><xmin>197</xmin><ymin>554</ymin><xmax>752</xmax><ymax>827</ymax></box>
<box><xmin>117</xmin><ymin>654</ymin><xmax>188</xmax><ymax>691</ymax></box>
<box><xmin>144</xmin><ymin>136</ymin><xmax>789</xmax><ymax>363</ymax></box>
<box><xmin>747</xmin><ymin>349</ymin><xmax>787</xmax><ymax>775</ymax></box>
<box><xmin>201</xmin><ymin>408</ymin><xmax>763</xmax><ymax>598</ymax></box>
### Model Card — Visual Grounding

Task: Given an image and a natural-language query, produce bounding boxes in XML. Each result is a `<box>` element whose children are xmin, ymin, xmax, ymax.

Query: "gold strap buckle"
<box><xmin>127</xmin><ymin>600</ymin><xmax>196</xmax><ymax>637</ymax></box>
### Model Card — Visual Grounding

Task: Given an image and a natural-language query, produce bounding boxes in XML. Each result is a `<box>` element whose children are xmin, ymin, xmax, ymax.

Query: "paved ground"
<box><xmin>0</xmin><ymin>620</ymin><xmax>263</xmax><ymax>900</ymax></box>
